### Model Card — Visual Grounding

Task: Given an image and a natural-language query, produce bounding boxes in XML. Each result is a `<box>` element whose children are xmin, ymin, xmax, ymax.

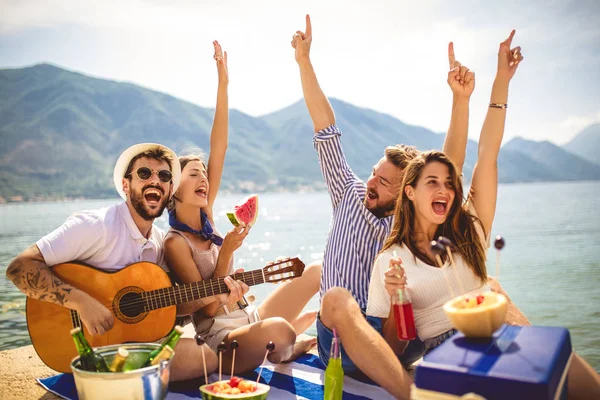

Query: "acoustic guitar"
<box><xmin>26</xmin><ymin>257</ymin><xmax>304</xmax><ymax>372</ymax></box>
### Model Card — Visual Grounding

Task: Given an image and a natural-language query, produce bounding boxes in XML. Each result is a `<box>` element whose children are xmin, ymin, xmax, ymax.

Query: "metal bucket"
<box><xmin>70</xmin><ymin>343</ymin><xmax>171</xmax><ymax>400</ymax></box>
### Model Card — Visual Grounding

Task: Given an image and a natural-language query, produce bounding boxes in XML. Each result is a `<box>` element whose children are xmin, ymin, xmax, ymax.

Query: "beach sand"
<box><xmin>0</xmin><ymin>345</ymin><xmax>61</xmax><ymax>400</ymax></box>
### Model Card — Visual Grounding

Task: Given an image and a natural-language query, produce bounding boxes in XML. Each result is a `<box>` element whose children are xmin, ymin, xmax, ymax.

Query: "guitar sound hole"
<box><xmin>118</xmin><ymin>292</ymin><xmax>145</xmax><ymax>318</ymax></box>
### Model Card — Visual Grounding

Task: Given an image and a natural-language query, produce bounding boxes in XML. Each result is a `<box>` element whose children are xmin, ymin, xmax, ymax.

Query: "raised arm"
<box><xmin>293</xmin><ymin>14</ymin><xmax>335</xmax><ymax>132</ymax></box>
<box><xmin>203</xmin><ymin>40</ymin><xmax>229</xmax><ymax>222</ymax></box>
<box><xmin>442</xmin><ymin>42</ymin><xmax>475</xmax><ymax>176</ymax></box>
<box><xmin>470</xmin><ymin>30</ymin><xmax>523</xmax><ymax>234</ymax></box>
<box><xmin>292</xmin><ymin>15</ymin><xmax>360</xmax><ymax>208</ymax></box>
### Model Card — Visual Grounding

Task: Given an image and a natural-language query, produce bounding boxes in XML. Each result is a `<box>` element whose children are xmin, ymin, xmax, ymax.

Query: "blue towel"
<box><xmin>37</xmin><ymin>354</ymin><xmax>395</xmax><ymax>399</ymax></box>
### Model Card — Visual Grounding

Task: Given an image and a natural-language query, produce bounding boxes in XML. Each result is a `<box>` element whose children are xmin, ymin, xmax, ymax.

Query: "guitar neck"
<box><xmin>144</xmin><ymin>269</ymin><xmax>266</xmax><ymax>310</ymax></box>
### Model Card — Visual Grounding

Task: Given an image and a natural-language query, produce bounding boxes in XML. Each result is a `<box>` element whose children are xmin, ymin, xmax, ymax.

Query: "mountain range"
<box><xmin>1</xmin><ymin>64</ymin><xmax>599</xmax><ymax>201</ymax></box>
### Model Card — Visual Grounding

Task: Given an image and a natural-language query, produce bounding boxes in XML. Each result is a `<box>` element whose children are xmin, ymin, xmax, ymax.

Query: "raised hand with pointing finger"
<box><xmin>447</xmin><ymin>42</ymin><xmax>475</xmax><ymax>98</ymax></box>
<box><xmin>497</xmin><ymin>30</ymin><xmax>523</xmax><ymax>81</ymax></box>
<box><xmin>292</xmin><ymin>14</ymin><xmax>312</xmax><ymax>63</ymax></box>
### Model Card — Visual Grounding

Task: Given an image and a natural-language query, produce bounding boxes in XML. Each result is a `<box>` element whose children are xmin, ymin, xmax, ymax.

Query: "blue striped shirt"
<box><xmin>314</xmin><ymin>124</ymin><xmax>393</xmax><ymax>310</ymax></box>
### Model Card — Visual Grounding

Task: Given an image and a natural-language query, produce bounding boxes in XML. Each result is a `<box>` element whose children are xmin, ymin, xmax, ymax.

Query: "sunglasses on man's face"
<box><xmin>128</xmin><ymin>167</ymin><xmax>172</xmax><ymax>183</ymax></box>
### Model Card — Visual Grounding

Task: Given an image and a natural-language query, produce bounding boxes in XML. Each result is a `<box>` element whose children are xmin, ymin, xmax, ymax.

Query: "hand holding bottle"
<box><xmin>384</xmin><ymin>256</ymin><xmax>407</xmax><ymax>298</ymax></box>
<box><xmin>386</xmin><ymin>254</ymin><xmax>417</xmax><ymax>341</ymax></box>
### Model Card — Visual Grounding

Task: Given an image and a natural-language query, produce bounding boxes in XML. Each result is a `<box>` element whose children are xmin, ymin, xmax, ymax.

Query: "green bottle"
<box><xmin>142</xmin><ymin>325</ymin><xmax>184</xmax><ymax>367</ymax></box>
<box><xmin>324</xmin><ymin>332</ymin><xmax>344</xmax><ymax>400</ymax></box>
<box><xmin>149</xmin><ymin>345</ymin><xmax>174</xmax><ymax>366</ymax></box>
<box><xmin>70</xmin><ymin>327</ymin><xmax>110</xmax><ymax>372</ymax></box>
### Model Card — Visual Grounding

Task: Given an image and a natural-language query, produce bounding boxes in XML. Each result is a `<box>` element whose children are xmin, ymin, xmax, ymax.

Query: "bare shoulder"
<box><xmin>164</xmin><ymin>232</ymin><xmax>188</xmax><ymax>251</ymax></box>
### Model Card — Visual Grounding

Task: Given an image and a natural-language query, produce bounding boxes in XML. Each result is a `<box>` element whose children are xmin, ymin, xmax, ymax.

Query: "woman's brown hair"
<box><xmin>381</xmin><ymin>151</ymin><xmax>487</xmax><ymax>283</ymax></box>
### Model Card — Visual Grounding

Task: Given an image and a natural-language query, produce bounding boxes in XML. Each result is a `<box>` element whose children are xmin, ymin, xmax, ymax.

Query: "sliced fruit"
<box><xmin>443</xmin><ymin>292</ymin><xmax>507</xmax><ymax>338</ymax></box>
<box><xmin>229</xmin><ymin>376</ymin><xmax>242</xmax><ymax>388</ymax></box>
<box><xmin>200</xmin><ymin>380</ymin><xmax>269</xmax><ymax>399</ymax></box>
<box><xmin>226</xmin><ymin>194</ymin><xmax>258</xmax><ymax>227</ymax></box>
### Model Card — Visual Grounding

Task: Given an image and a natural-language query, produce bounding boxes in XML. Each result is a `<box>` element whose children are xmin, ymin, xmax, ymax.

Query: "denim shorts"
<box><xmin>316</xmin><ymin>312</ymin><xmax>425</xmax><ymax>376</ymax></box>
<box><xmin>423</xmin><ymin>329</ymin><xmax>458</xmax><ymax>356</ymax></box>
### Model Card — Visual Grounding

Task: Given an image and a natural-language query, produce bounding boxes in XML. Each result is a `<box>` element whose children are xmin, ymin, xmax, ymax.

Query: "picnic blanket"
<box><xmin>37</xmin><ymin>354</ymin><xmax>395</xmax><ymax>399</ymax></box>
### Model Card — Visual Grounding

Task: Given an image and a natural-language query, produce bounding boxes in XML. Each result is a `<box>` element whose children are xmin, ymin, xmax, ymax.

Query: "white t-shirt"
<box><xmin>36</xmin><ymin>202</ymin><xmax>166</xmax><ymax>271</ymax></box>
<box><xmin>366</xmin><ymin>204</ymin><xmax>490</xmax><ymax>341</ymax></box>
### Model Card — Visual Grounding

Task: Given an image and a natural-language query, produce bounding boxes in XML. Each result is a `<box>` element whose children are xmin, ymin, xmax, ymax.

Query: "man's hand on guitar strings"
<box><xmin>71</xmin><ymin>290</ymin><xmax>114</xmax><ymax>335</ymax></box>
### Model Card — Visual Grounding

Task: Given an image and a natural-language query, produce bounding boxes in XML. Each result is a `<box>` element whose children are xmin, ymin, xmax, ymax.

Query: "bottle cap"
<box><xmin>174</xmin><ymin>325</ymin><xmax>185</xmax><ymax>335</ymax></box>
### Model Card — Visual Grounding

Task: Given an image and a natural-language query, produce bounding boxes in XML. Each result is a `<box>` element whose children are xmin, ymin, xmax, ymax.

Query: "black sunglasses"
<box><xmin>127</xmin><ymin>167</ymin><xmax>172</xmax><ymax>183</ymax></box>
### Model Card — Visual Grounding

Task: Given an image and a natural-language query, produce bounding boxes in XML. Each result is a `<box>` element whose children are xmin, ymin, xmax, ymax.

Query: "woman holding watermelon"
<box><xmin>164</xmin><ymin>41</ymin><xmax>320</xmax><ymax>374</ymax></box>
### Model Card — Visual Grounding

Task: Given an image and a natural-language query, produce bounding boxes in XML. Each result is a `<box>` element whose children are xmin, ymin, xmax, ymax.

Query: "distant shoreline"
<box><xmin>1</xmin><ymin>180</ymin><xmax>599</xmax><ymax>205</ymax></box>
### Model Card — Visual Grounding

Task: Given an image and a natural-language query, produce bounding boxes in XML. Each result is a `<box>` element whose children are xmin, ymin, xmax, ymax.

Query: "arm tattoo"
<box><xmin>8</xmin><ymin>261</ymin><xmax>23</xmax><ymax>287</ymax></box>
<box><xmin>26</xmin><ymin>269</ymin><xmax>48</xmax><ymax>291</ymax></box>
<box><xmin>7</xmin><ymin>251</ymin><xmax>76</xmax><ymax>308</ymax></box>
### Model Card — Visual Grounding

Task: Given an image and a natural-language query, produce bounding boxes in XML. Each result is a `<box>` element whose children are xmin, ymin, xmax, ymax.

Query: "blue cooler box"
<box><xmin>414</xmin><ymin>325</ymin><xmax>572</xmax><ymax>399</ymax></box>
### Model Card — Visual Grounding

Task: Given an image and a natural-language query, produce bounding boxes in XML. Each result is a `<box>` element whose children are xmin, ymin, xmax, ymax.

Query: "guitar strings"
<box><xmin>126</xmin><ymin>265</ymin><xmax>297</xmax><ymax>312</ymax></box>
<box><xmin>93</xmin><ymin>267</ymin><xmax>297</xmax><ymax>312</ymax></box>
<box><xmin>100</xmin><ymin>270</ymin><xmax>266</xmax><ymax>311</ymax></box>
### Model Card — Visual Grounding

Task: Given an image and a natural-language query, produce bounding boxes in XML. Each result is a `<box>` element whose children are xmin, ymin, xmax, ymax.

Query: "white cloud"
<box><xmin>558</xmin><ymin>111</ymin><xmax>600</xmax><ymax>143</ymax></box>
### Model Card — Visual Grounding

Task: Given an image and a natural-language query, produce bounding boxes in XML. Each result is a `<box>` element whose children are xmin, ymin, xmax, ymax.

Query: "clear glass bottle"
<box><xmin>323</xmin><ymin>334</ymin><xmax>344</xmax><ymax>400</ymax></box>
<box><xmin>392</xmin><ymin>287</ymin><xmax>417</xmax><ymax>340</ymax></box>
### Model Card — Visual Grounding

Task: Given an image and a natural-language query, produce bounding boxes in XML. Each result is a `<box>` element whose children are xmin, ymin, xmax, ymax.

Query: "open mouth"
<box><xmin>432</xmin><ymin>199</ymin><xmax>448</xmax><ymax>216</ymax></box>
<box><xmin>195</xmin><ymin>187</ymin><xmax>208</xmax><ymax>198</ymax></box>
<box><xmin>143</xmin><ymin>188</ymin><xmax>163</xmax><ymax>206</ymax></box>
<box><xmin>366</xmin><ymin>189</ymin><xmax>378</xmax><ymax>202</ymax></box>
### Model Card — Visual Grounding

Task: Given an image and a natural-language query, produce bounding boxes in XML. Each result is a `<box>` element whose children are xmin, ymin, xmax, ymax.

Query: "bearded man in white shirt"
<box><xmin>6</xmin><ymin>143</ymin><xmax>247</xmax><ymax>381</ymax></box>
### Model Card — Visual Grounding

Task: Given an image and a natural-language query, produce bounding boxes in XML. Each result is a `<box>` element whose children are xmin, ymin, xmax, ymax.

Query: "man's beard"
<box><xmin>130</xmin><ymin>187</ymin><xmax>168</xmax><ymax>221</ymax></box>
<box><xmin>365</xmin><ymin>198</ymin><xmax>396</xmax><ymax>219</ymax></box>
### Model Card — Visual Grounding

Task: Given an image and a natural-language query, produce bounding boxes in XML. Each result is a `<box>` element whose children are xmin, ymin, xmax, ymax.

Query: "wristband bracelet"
<box><xmin>489</xmin><ymin>103</ymin><xmax>507</xmax><ymax>109</ymax></box>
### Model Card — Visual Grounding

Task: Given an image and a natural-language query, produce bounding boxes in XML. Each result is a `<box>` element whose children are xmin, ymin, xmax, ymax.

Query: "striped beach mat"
<box><xmin>37</xmin><ymin>354</ymin><xmax>395</xmax><ymax>399</ymax></box>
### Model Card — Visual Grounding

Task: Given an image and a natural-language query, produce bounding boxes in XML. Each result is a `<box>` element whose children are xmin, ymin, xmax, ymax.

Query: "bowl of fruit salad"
<box><xmin>200</xmin><ymin>376</ymin><xmax>270</xmax><ymax>400</ymax></box>
<box><xmin>443</xmin><ymin>291</ymin><xmax>507</xmax><ymax>338</ymax></box>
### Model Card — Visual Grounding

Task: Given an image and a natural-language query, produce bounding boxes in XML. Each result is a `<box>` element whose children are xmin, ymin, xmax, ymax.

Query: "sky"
<box><xmin>1</xmin><ymin>0</ymin><xmax>599</xmax><ymax>145</ymax></box>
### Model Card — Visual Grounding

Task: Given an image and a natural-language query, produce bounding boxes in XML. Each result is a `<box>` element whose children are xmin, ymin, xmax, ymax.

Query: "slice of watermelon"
<box><xmin>226</xmin><ymin>194</ymin><xmax>258</xmax><ymax>227</ymax></box>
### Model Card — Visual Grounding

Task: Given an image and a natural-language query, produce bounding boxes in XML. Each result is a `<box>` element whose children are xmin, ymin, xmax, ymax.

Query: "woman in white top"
<box><xmin>364</xmin><ymin>31</ymin><xmax>600</xmax><ymax>398</ymax></box>
<box><xmin>367</xmin><ymin>30</ymin><xmax>523</xmax><ymax>355</ymax></box>
<box><xmin>164</xmin><ymin>41</ymin><xmax>319</xmax><ymax>375</ymax></box>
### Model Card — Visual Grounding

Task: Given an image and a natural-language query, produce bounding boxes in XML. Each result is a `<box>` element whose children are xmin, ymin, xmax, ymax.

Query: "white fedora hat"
<box><xmin>113</xmin><ymin>143</ymin><xmax>181</xmax><ymax>200</ymax></box>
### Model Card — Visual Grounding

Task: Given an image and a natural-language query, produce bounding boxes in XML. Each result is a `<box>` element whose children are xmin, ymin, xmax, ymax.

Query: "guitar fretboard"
<box><xmin>143</xmin><ymin>270</ymin><xmax>266</xmax><ymax>311</ymax></box>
